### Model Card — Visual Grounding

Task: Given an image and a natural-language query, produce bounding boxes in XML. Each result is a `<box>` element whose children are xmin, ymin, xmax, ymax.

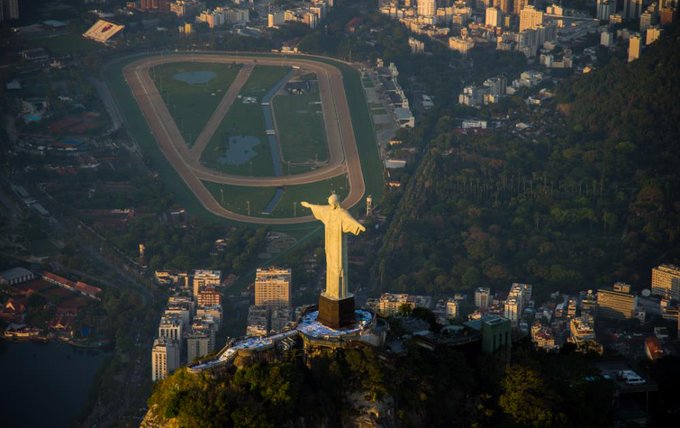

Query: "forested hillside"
<box><xmin>375</xmin><ymin>30</ymin><xmax>680</xmax><ymax>298</ymax></box>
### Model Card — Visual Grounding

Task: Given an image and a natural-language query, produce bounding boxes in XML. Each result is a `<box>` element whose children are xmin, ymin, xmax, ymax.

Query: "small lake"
<box><xmin>0</xmin><ymin>341</ymin><xmax>111</xmax><ymax>428</ymax></box>
<box><xmin>217</xmin><ymin>135</ymin><xmax>261</xmax><ymax>166</ymax></box>
<box><xmin>173</xmin><ymin>71</ymin><xmax>217</xmax><ymax>85</ymax></box>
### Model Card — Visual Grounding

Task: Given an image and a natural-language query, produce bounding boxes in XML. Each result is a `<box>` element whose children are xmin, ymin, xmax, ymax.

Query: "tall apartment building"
<box><xmin>1</xmin><ymin>0</ymin><xmax>19</xmax><ymax>21</ymax></box>
<box><xmin>159</xmin><ymin>315</ymin><xmax>184</xmax><ymax>344</ymax></box>
<box><xmin>514</xmin><ymin>0</ymin><xmax>529</xmax><ymax>15</ymax></box>
<box><xmin>640</xmin><ymin>9</ymin><xmax>658</xmax><ymax>31</ymax></box>
<box><xmin>186</xmin><ymin>333</ymin><xmax>211</xmax><ymax>364</ymax></box>
<box><xmin>628</xmin><ymin>32</ymin><xmax>642</xmax><ymax>62</ymax></box>
<box><xmin>486</xmin><ymin>7</ymin><xmax>503</xmax><ymax>27</ymax></box>
<box><xmin>596</xmin><ymin>0</ymin><xmax>615</xmax><ymax>20</ymax></box>
<box><xmin>475</xmin><ymin>287</ymin><xmax>491</xmax><ymax>310</ymax></box>
<box><xmin>498</xmin><ymin>0</ymin><xmax>513</xmax><ymax>14</ymax></box>
<box><xmin>597</xmin><ymin>282</ymin><xmax>637</xmax><ymax>319</ymax></box>
<box><xmin>623</xmin><ymin>0</ymin><xmax>644</xmax><ymax>20</ymax></box>
<box><xmin>192</xmin><ymin>269</ymin><xmax>221</xmax><ymax>297</ymax></box>
<box><xmin>519</xmin><ymin>6</ymin><xmax>544</xmax><ymax>31</ymax></box>
<box><xmin>152</xmin><ymin>338</ymin><xmax>180</xmax><ymax>382</ymax></box>
<box><xmin>197</xmin><ymin>286</ymin><xmax>221</xmax><ymax>307</ymax></box>
<box><xmin>254</xmin><ymin>267</ymin><xmax>291</xmax><ymax>308</ymax></box>
<box><xmin>651</xmin><ymin>264</ymin><xmax>680</xmax><ymax>300</ymax></box>
<box><xmin>418</xmin><ymin>0</ymin><xmax>437</xmax><ymax>17</ymax></box>
<box><xmin>504</xmin><ymin>283</ymin><xmax>532</xmax><ymax>327</ymax></box>
<box><xmin>646</xmin><ymin>26</ymin><xmax>663</xmax><ymax>44</ymax></box>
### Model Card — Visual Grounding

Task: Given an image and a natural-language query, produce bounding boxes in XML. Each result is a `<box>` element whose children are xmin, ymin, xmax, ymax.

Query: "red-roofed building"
<box><xmin>75</xmin><ymin>281</ymin><xmax>102</xmax><ymax>299</ymax></box>
<box><xmin>13</xmin><ymin>279</ymin><xmax>53</xmax><ymax>296</ymax></box>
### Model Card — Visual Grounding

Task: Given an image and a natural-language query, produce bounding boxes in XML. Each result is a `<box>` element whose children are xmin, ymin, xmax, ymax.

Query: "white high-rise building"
<box><xmin>152</xmin><ymin>338</ymin><xmax>180</xmax><ymax>382</ymax></box>
<box><xmin>475</xmin><ymin>287</ymin><xmax>491</xmax><ymax>310</ymax></box>
<box><xmin>628</xmin><ymin>32</ymin><xmax>642</xmax><ymax>61</ymax></box>
<box><xmin>646</xmin><ymin>26</ymin><xmax>663</xmax><ymax>44</ymax></box>
<box><xmin>418</xmin><ymin>0</ymin><xmax>437</xmax><ymax>17</ymax></box>
<box><xmin>486</xmin><ymin>7</ymin><xmax>503</xmax><ymax>27</ymax></box>
<box><xmin>186</xmin><ymin>331</ymin><xmax>212</xmax><ymax>364</ymax></box>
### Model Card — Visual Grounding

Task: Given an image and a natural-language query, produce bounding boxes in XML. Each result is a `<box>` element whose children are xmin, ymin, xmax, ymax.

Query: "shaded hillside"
<box><xmin>375</xmin><ymin>30</ymin><xmax>680</xmax><ymax>298</ymax></box>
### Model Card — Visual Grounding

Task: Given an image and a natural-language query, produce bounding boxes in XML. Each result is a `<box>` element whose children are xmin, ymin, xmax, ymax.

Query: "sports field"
<box><xmin>105</xmin><ymin>52</ymin><xmax>383</xmax><ymax>225</ymax></box>
<box><xmin>151</xmin><ymin>62</ymin><xmax>242</xmax><ymax>146</ymax></box>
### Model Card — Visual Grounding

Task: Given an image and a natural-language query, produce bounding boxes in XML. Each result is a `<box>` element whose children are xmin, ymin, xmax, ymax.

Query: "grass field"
<box><xmin>273</xmin><ymin>91</ymin><xmax>329</xmax><ymax>171</ymax></box>
<box><xmin>203</xmin><ymin>174</ymin><xmax>348</xmax><ymax>218</ymax></box>
<box><xmin>200</xmin><ymin>65</ymin><xmax>290</xmax><ymax>177</ymax></box>
<box><xmin>102</xmin><ymin>52</ymin><xmax>383</xmax><ymax>228</ymax></box>
<box><xmin>151</xmin><ymin>62</ymin><xmax>241</xmax><ymax>146</ymax></box>
<box><xmin>31</xmin><ymin>33</ymin><xmax>99</xmax><ymax>56</ymax></box>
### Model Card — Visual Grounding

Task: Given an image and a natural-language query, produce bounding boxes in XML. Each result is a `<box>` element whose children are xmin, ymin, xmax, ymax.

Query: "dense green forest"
<box><xmin>144</xmin><ymin>341</ymin><xmax>616</xmax><ymax>427</ymax></box>
<box><xmin>374</xmin><ymin>30</ymin><xmax>680</xmax><ymax>299</ymax></box>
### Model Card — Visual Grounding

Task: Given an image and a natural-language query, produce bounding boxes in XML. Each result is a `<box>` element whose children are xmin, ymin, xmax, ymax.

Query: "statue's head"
<box><xmin>328</xmin><ymin>193</ymin><xmax>339</xmax><ymax>208</ymax></box>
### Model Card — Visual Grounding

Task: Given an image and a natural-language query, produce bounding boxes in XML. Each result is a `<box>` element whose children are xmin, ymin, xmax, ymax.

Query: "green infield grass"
<box><xmin>203</xmin><ymin>174</ymin><xmax>348</xmax><ymax>218</ymax></box>
<box><xmin>273</xmin><ymin>91</ymin><xmax>329</xmax><ymax>170</ymax></box>
<box><xmin>151</xmin><ymin>62</ymin><xmax>241</xmax><ymax>146</ymax></box>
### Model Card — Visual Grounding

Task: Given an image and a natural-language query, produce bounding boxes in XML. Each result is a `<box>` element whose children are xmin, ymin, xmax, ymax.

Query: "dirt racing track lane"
<box><xmin>123</xmin><ymin>53</ymin><xmax>366</xmax><ymax>224</ymax></box>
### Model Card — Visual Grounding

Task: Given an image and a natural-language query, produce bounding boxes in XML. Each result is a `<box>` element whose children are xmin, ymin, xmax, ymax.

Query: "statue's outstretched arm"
<box><xmin>300</xmin><ymin>201</ymin><xmax>312</xmax><ymax>208</ymax></box>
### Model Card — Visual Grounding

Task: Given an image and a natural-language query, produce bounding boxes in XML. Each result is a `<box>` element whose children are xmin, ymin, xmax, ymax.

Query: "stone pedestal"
<box><xmin>318</xmin><ymin>294</ymin><xmax>355</xmax><ymax>329</ymax></box>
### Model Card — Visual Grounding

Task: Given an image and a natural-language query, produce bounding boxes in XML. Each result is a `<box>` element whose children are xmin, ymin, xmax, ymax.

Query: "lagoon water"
<box><xmin>0</xmin><ymin>341</ymin><xmax>111</xmax><ymax>428</ymax></box>
<box><xmin>173</xmin><ymin>71</ymin><xmax>217</xmax><ymax>85</ymax></box>
<box><xmin>217</xmin><ymin>135</ymin><xmax>261</xmax><ymax>166</ymax></box>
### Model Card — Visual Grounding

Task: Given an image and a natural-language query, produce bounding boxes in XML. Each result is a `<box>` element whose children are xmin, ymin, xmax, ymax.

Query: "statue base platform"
<box><xmin>317</xmin><ymin>294</ymin><xmax>355</xmax><ymax>329</ymax></box>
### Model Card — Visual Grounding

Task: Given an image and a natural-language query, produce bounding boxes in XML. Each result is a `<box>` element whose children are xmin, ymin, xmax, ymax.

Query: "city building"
<box><xmin>596</xmin><ymin>0</ymin><xmax>615</xmax><ymax>21</ymax></box>
<box><xmin>246</xmin><ymin>305</ymin><xmax>269</xmax><ymax>336</ymax></box>
<box><xmin>449</xmin><ymin>35</ymin><xmax>475</xmax><ymax>54</ymax></box>
<box><xmin>486</xmin><ymin>7</ymin><xmax>503</xmax><ymax>28</ymax></box>
<box><xmin>628</xmin><ymin>32</ymin><xmax>642</xmax><ymax>62</ymax></box>
<box><xmin>170</xmin><ymin>0</ymin><xmax>204</xmax><ymax>17</ymax></box>
<box><xmin>651</xmin><ymin>264</ymin><xmax>680</xmax><ymax>300</ymax></box>
<box><xmin>445</xmin><ymin>298</ymin><xmax>459</xmax><ymax>319</ymax></box>
<box><xmin>408</xmin><ymin>37</ymin><xmax>425</xmax><ymax>53</ymax></box>
<box><xmin>481</xmin><ymin>315</ymin><xmax>511</xmax><ymax>354</ymax></box>
<box><xmin>519</xmin><ymin>6</ymin><xmax>544</xmax><ymax>32</ymax></box>
<box><xmin>186</xmin><ymin>331</ymin><xmax>212</xmax><ymax>364</ymax></box>
<box><xmin>140</xmin><ymin>0</ymin><xmax>170</xmax><ymax>11</ymax></box>
<box><xmin>514</xmin><ymin>0</ymin><xmax>529</xmax><ymax>15</ymax></box>
<box><xmin>0</xmin><ymin>267</ymin><xmax>35</xmax><ymax>286</ymax></box>
<box><xmin>474</xmin><ymin>287</ymin><xmax>491</xmax><ymax>310</ymax></box>
<box><xmin>192</xmin><ymin>269</ymin><xmax>221</xmax><ymax>297</ymax></box>
<box><xmin>254</xmin><ymin>267</ymin><xmax>291</xmax><ymax>308</ymax></box>
<box><xmin>498</xmin><ymin>0</ymin><xmax>513</xmax><ymax>15</ymax></box>
<box><xmin>504</xmin><ymin>283</ymin><xmax>532</xmax><ymax>327</ymax></box>
<box><xmin>640</xmin><ymin>9</ymin><xmax>658</xmax><ymax>31</ymax></box>
<box><xmin>597</xmin><ymin>282</ymin><xmax>638</xmax><ymax>319</ymax></box>
<box><xmin>601</xmin><ymin>30</ymin><xmax>616</xmax><ymax>47</ymax></box>
<box><xmin>197</xmin><ymin>286</ymin><xmax>221</xmax><ymax>307</ymax></box>
<box><xmin>623</xmin><ymin>0</ymin><xmax>644</xmax><ymax>20</ymax></box>
<box><xmin>418</xmin><ymin>0</ymin><xmax>437</xmax><ymax>17</ymax></box>
<box><xmin>268</xmin><ymin>11</ymin><xmax>285</xmax><ymax>27</ymax></box>
<box><xmin>1</xmin><ymin>0</ymin><xmax>19</xmax><ymax>21</ymax></box>
<box><xmin>152</xmin><ymin>338</ymin><xmax>180</xmax><ymax>382</ymax></box>
<box><xmin>158</xmin><ymin>315</ymin><xmax>184</xmax><ymax>344</ymax></box>
<box><xmin>646</xmin><ymin>26</ymin><xmax>663</xmax><ymax>44</ymax></box>
<box><xmin>376</xmin><ymin>293</ymin><xmax>432</xmax><ymax>317</ymax></box>
<box><xmin>196</xmin><ymin>305</ymin><xmax>222</xmax><ymax>327</ymax></box>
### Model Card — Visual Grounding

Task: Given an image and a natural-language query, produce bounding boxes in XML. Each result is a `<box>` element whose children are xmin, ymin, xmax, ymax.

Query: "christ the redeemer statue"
<box><xmin>301</xmin><ymin>194</ymin><xmax>365</xmax><ymax>301</ymax></box>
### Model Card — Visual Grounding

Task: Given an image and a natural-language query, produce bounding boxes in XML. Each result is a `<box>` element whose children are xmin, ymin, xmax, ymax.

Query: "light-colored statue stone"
<box><xmin>301</xmin><ymin>194</ymin><xmax>365</xmax><ymax>300</ymax></box>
